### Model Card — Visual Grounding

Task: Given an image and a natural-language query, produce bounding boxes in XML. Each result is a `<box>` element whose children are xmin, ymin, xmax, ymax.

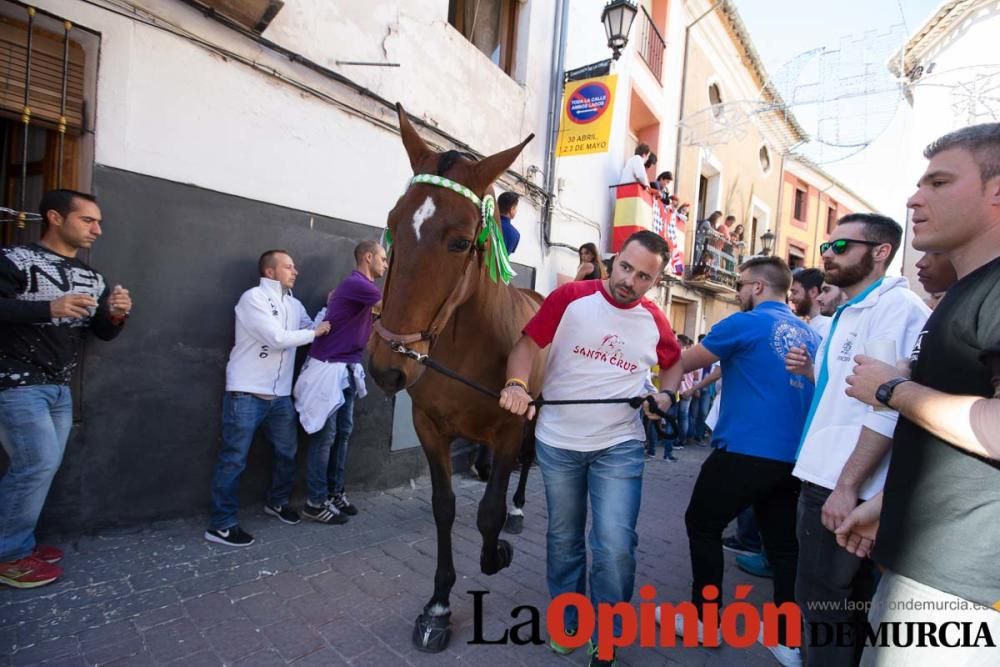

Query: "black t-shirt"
<box><xmin>0</xmin><ymin>243</ymin><xmax>122</xmax><ymax>389</ymax></box>
<box><xmin>874</xmin><ymin>256</ymin><xmax>1000</xmax><ymax>608</ymax></box>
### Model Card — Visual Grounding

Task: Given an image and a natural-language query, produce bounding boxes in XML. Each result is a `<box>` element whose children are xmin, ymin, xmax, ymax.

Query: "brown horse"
<box><xmin>368</xmin><ymin>105</ymin><xmax>542</xmax><ymax>652</ymax></box>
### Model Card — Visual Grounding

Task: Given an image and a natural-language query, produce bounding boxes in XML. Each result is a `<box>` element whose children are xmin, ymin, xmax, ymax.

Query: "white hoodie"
<box><xmin>793</xmin><ymin>276</ymin><xmax>930</xmax><ymax>499</ymax></box>
<box><xmin>225</xmin><ymin>278</ymin><xmax>316</xmax><ymax>396</ymax></box>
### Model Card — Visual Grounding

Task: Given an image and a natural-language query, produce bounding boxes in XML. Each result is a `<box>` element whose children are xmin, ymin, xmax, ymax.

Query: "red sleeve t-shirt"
<box><xmin>524</xmin><ymin>280</ymin><xmax>680</xmax><ymax>451</ymax></box>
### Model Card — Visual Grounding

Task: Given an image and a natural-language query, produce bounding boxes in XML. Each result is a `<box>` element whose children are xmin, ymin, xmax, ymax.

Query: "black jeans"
<box><xmin>685</xmin><ymin>448</ymin><xmax>800</xmax><ymax>644</ymax></box>
<box><xmin>796</xmin><ymin>482</ymin><xmax>874</xmax><ymax>667</ymax></box>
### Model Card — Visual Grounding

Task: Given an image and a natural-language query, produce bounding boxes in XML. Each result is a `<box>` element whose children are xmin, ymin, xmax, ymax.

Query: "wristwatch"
<box><xmin>876</xmin><ymin>377</ymin><xmax>912</xmax><ymax>408</ymax></box>
<box><xmin>661</xmin><ymin>390</ymin><xmax>680</xmax><ymax>408</ymax></box>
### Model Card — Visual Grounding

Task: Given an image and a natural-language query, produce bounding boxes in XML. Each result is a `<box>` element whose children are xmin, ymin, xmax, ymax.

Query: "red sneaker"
<box><xmin>32</xmin><ymin>545</ymin><xmax>64</xmax><ymax>564</ymax></box>
<box><xmin>0</xmin><ymin>556</ymin><xmax>63</xmax><ymax>589</ymax></box>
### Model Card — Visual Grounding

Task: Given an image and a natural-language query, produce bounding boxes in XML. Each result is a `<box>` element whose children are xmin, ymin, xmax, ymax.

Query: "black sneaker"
<box><xmin>204</xmin><ymin>525</ymin><xmax>254</xmax><ymax>547</ymax></box>
<box><xmin>722</xmin><ymin>536</ymin><xmax>761</xmax><ymax>556</ymax></box>
<box><xmin>264</xmin><ymin>504</ymin><xmax>301</xmax><ymax>525</ymax></box>
<box><xmin>328</xmin><ymin>492</ymin><xmax>359</xmax><ymax>516</ymax></box>
<box><xmin>303</xmin><ymin>501</ymin><xmax>349</xmax><ymax>524</ymax></box>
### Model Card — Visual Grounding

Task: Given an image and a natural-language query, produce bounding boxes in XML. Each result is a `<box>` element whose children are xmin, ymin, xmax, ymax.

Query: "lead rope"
<box><xmin>389</xmin><ymin>342</ymin><xmax>680</xmax><ymax>439</ymax></box>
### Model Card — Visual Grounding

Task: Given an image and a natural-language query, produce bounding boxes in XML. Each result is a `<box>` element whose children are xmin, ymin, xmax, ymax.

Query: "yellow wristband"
<box><xmin>504</xmin><ymin>378</ymin><xmax>529</xmax><ymax>392</ymax></box>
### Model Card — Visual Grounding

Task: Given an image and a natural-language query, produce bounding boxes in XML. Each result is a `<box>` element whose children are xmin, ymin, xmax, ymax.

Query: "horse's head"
<box><xmin>369</xmin><ymin>104</ymin><xmax>532</xmax><ymax>394</ymax></box>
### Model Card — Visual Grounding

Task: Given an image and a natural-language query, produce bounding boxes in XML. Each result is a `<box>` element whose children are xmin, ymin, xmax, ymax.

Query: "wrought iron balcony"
<box><xmin>637</xmin><ymin>6</ymin><xmax>665</xmax><ymax>81</ymax></box>
<box><xmin>684</xmin><ymin>224</ymin><xmax>745</xmax><ymax>291</ymax></box>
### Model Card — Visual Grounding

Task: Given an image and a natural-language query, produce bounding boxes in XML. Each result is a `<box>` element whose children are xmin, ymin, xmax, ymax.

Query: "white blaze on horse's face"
<box><xmin>411</xmin><ymin>196</ymin><xmax>436</xmax><ymax>243</ymax></box>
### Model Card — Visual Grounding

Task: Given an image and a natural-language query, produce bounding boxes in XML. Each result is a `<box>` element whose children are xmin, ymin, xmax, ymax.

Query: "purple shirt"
<box><xmin>308</xmin><ymin>270</ymin><xmax>381</xmax><ymax>364</ymax></box>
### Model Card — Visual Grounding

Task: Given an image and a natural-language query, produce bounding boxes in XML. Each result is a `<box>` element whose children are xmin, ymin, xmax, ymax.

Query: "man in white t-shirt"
<box><xmin>789</xmin><ymin>268</ymin><xmax>831</xmax><ymax>340</ymax></box>
<box><xmin>618</xmin><ymin>143</ymin><xmax>652</xmax><ymax>187</ymax></box>
<box><xmin>500</xmin><ymin>231</ymin><xmax>682</xmax><ymax>666</ymax></box>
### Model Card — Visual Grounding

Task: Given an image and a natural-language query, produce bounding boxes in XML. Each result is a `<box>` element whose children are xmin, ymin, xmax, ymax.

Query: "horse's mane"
<box><xmin>437</xmin><ymin>150</ymin><xmax>477</xmax><ymax>176</ymax></box>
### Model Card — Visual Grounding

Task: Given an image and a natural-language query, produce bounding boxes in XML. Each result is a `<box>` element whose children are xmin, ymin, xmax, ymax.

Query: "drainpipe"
<box><xmin>813</xmin><ymin>180</ymin><xmax>836</xmax><ymax>266</ymax></box>
<box><xmin>673</xmin><ymin>0</ymin><xmax>725</xmax><ymax>182</ymax></box>
<box><xmin>772</xmin><ymin>151</ymin><xmax>786</xmax><ymax>255</ymax></box>
<box><xmin>540</xmin><ymin>0</ymin><xmax>577</xmax><ymax>252</ymax></box>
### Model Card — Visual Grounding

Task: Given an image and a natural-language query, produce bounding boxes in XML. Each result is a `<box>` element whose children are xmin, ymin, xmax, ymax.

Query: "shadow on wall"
<box><xmin>0</xmin><ymin>166</ymin><xmax>428</xmax><ymax>533</ymax></box>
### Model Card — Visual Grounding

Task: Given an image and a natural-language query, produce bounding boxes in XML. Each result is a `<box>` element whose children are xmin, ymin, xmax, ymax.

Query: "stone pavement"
<box><xmin>0</xmin><ymin>446</ymin><xmax>782</xmax><ymax>667</ymax></box>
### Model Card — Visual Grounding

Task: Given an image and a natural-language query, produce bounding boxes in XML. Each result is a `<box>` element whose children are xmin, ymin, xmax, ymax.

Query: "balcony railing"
<box><xmin>685</xmin><ymin>224</ymin><xmax>746</xmax><ymax>289</ymax></box>
<box><xmin>637</xmin><ymin>6</ymin><xmax>666</xmax><ymax>81</ymax></box>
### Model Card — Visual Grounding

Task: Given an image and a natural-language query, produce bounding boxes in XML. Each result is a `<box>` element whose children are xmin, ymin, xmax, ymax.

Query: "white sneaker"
<box><xmin>655</xmin><ymin>606</ymin><xmax>705</xmax><ymax>644</ymax></box>
<box><xmin>758</xmin><ymin>629</ymin><xmax>803</xmax><ymax>667</ymax></box>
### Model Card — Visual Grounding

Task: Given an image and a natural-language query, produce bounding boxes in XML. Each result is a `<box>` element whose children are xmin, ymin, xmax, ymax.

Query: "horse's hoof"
<box><xmin>482</xmin><ymin>539</ymin><xmax>515</xmax><ymax>575</ymax></box>
<box><xmin>412</xmin><ymin>611</ymin><xmax>451</xmax><ymax>652</ymax></box>
<box><xmin>504</xmin><ymin>513</ymin><xmax>524</xmax><ymax>534</ymax></box>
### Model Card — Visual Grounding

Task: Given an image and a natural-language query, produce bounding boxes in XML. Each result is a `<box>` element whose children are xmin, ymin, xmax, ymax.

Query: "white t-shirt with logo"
<box><xmin>524</xmin><ymin>280</ymin><xmax>681</xmax><ymax>451</ymax></box>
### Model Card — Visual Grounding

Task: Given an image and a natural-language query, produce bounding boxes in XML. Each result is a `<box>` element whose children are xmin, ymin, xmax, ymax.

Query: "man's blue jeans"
<box><xmin>535</xmin><ymin>438</ymin><xmax>644</xmax><ymax>643</ymax></box>
<box><xmin>209</xmin><ymin>392</ymin><xmax>298</xmax><ymax>530</ymax></box>
<box><xmin>306</xmin><ymin>384</ymin><xmax>355</xmax><ymax>505</ymax></box>
<box><xmin>674</xmin><ymin>397</ymin><xmax>692</xmax><ymax>448</ymax></box>
<box><xmin>689</xmin><ymin>389</ymin><xmax>713</xmax><ymax>441</ymax></box>
<box><xmin>0</xmin><ymin>385</ymin><xmax>73</xmax><ymax>562</ymax></box>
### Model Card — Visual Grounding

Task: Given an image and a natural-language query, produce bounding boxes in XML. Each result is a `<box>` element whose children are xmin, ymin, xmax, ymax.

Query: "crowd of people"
<box><xmin>499</xmin><ymin>122</ymin><xmax>999</xmax><ymax>667</ymax></box>
<box><xmin>1</xmin><ymin>122</ymin><xmax>998</xmax><ymax>667</ymax></box>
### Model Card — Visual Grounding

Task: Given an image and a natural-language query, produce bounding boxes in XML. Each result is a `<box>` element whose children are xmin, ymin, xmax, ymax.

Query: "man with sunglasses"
<box><xmin>786</xmin><ymin>213</ymin><xmax>929</xmax><ymax>666</ymax></box>
<box><xmin>841</xmin><ymin>123</ymin><xmax>1000</xmax><ymax>666</ymax></box>
<box><xmin>672</xmin><ymin>256</ymin><xmax>817</xmax><ymax>666</ymax></box>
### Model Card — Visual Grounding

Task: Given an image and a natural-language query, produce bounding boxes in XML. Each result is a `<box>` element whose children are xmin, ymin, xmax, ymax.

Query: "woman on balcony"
<box><xmin>731</xmin><ymin>224</ymin><xmax>747</xmax><ymax>261</ymax></box>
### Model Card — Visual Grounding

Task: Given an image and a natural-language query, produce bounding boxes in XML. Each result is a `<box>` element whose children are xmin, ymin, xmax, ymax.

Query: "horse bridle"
<box><xmin>373</xmin><ymin>174</ymin><xmax>503</xmax><ymax>348</ymax></box>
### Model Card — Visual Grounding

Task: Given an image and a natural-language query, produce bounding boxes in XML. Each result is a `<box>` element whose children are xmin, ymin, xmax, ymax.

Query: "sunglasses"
<box><xmin>735</xmin><ymin>280</ymin><xmax>767</xmax><ymax>291</ymax></box>
<box><xmin>820</xmin><ymin>239</ymin><xmax>883</xmax><ymax>255</ymax></box>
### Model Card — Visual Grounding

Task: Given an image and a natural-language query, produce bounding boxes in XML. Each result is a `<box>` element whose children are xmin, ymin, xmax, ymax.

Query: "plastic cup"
<box><xmin>864</xmin><ymin>339</ymin><xmax>896</xmax><ymax>364</ymax></box>
<box><xmin>865</xmin><ymin>339</ymin><xmax>897</xmax><ymax>411</ymax></box>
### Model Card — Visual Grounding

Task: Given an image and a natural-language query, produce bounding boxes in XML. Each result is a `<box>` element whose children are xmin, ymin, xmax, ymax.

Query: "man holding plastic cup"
<box><xmin>785</xmin><ymin>213</ymin><xmax>929</xmax><ymax>666</ymax></box>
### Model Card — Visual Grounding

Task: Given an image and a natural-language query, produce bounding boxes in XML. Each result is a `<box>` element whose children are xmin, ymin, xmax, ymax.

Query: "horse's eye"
<box><xmin>448</xmin><ymin>239</ymin><xmax>472</xmax><ymax>252</ymax></box>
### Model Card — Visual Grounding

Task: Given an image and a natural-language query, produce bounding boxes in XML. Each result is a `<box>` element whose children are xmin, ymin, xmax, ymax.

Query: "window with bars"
<box><xmin>0</xmin><ymin>8</ymin><xmax>90</xmax><ymax>246</ymax></box>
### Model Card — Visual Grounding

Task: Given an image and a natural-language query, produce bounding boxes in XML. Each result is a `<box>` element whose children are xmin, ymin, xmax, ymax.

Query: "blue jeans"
<box><xmin>673</xmin><ymin>397</ymin><xmax>691</xmax><ymax>448</ymax></box>
<box><xmin>535</xmin><ymin>438</ymin><xmax>644</xmax><ymax>643</ymax></box>
<box><xmin>209</xmin><ymin>393</ymin><xmax>299</xmax><ymax>530</ymax></box>
<box><xmin>689</xmin><ymin>389</ymin><xmax>713</xmax><ymax>441</ymax></box>
<box><xmin>306</xmin><ymin>384</ymin><xmax>355</xmax><ymax>505</ymax></box>
<box><xmin>644</xmin><ymin>417</ymin><xmax>668</xmax><ymax>458</ymax></box>
<box><xmin>736</xmin><ymin>506</ymin><xmax>762</xmax><ymax>551</ymax></box>
<box><xmin>0</xmin><ymin>385</ymin><xmax>73</xmax><ymax>562</ymax></box>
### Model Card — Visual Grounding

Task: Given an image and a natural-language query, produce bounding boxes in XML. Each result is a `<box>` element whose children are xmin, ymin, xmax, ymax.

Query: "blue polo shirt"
<box><xmin>703</xmin><ymin>301</ymin><xmax>819</xmax><ymax>462</ymax></box>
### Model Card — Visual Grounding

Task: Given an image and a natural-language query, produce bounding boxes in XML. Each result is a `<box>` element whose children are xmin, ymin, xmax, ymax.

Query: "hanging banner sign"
<box><xmin>556</xmin><ymin>74</ymin><xmax>618</xmax><ymax>156</ymax></box>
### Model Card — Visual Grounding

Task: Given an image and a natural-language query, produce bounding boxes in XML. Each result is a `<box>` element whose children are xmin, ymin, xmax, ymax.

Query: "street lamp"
<box><xmin>760</xmin><ymin>229</ymin><xmax>775</xmax><ymax>256</ymax></box>
<box><xmin>601</xmin><ymin>0</ymin><xmax>639</xmax><ymax>60</ymax></box>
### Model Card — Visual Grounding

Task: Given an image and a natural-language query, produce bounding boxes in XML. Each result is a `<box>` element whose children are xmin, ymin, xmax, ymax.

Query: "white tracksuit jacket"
<box><xmin>793</xmin><ymin>276</ymin><xmax>931</xmax><ymax>500</ymax></box>
<box><xmin>225</xmin><ymin>278</ymin><xmax>316</xmax><ymax>396</ymax></box>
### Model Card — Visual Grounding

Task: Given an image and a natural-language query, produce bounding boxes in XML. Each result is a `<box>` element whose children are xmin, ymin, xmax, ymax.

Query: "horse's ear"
<box><xmin>397</xmin><ymin>103</ymin><xmax>432</xmax><ymax>171</ymax></box>
<box><xmin>470</xmin><ymin>134</ymin><xmax>535</xmax><ymax>193</ymax></box>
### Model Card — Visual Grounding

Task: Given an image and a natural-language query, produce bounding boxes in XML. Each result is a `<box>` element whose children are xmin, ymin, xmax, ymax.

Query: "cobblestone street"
<box><xmin>1</xmin><ymin>446</ymin><xmax>779</xmax><ymax>666</ymax></box>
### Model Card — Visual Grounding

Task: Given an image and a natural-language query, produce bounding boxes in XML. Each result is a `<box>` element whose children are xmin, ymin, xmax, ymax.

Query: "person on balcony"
<box><xmin>655</xmin><ymin>171</ymin><xmax>674</xmax><ymax>203</ymax></box>
<box><xmin>730</xmin><ymin>224</ymin><xmax>747</xmax><ymax>260</ymax></box>
<box><xmin>693</xmin><ymin>211</ymin><xmax>723</xmax><ymax>278</ymax></box>
<box><xmin>717</xmin><ymin>216</ymin><xmax>737</xmax><ymax>272</ymax></box>
<box><xmin>619</xmin><ymin>144</ymin><xmax>652</xmax><ymax>187</ymax></box>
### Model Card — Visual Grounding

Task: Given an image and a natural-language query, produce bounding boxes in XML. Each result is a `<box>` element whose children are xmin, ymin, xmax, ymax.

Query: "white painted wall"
<box><xmin>551</xmin><ymin>0</ymin><xmax>689</xmax><ymax>286</ymax></box>
<box><xmin>32</xmin><ymin>0</ymin><xmax>563</xmax><ymax>284</ymax></box>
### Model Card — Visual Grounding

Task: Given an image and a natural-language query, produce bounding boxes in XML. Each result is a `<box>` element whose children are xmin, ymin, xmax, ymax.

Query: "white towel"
<box><xmin>293</xmin><ymin>358</ymin><xmax>368</xmax><ymax>434</ymax></box>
